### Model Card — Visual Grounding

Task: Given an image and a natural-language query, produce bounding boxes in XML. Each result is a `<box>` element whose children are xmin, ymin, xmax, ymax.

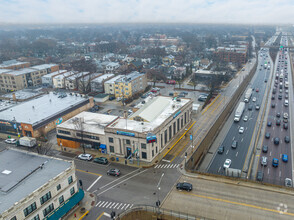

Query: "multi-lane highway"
<box><xmin>207</xmin><ymin>49</ymin><xmax>272</xmax><ymax>174</ymax></box>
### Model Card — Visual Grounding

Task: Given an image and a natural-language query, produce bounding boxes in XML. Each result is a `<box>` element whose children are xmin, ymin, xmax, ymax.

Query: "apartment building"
<box><xmin>0</xmin><ymin>60</ymin><xmax>30</xmax><ymax>70</ymax></box>
<box><xmin>0</xmin><ymin>149</ymin><xmax>83</xmax><ymax>220</ymax></box>
<box><xmin>104</xmin><ymin>75</ymin><xmax>124</xmax><ymax>95</ymax></box>
<box><xmin>53</xmin><ymin>71</ymin><xmax>77</xmax><ymax>89</ymax></box>
<box><xmin>214</xmin><ymin>46</ymin><xmax>248</xmax><ymax>64</ymax></box>
<box><xmin>114</xmin><ymin>72</ymin><xmax>147</xmax><ymax>99</ymax></box>
<box><xmin>42</xmin><ymin>70</ymin><xmax>68</xmax><ymax>87</ymax></box>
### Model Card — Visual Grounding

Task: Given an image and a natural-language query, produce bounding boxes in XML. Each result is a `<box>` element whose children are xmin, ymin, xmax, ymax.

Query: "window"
<box><xmin>70</xmin><ymin>187</ymin><xmax>75</xmax><ymax>195</ymax></box>
<box><xmin>152</xmin><ymin>150</ymin><xmax>154</xmax><ymax>157</ymax></box>
<box><xmin>126</xmin><ymin>139</ymin><xmax>130</xmax><ymax>145</ymax></box>
<box><xmin>40</xmin><ymin>191</ymin><xmax>51</xmax><ymax>205</ymax></box>
<box><xmin>142</xmin><ymin>152</ymin><xmax>147</xmax><ymax>159</ymax></box>
<box><xmin>141</xmin><ymin>143</ymin><xmax>146</xmax><ymax>149</ymax></box>
<box><xmin>43</xmin><ymin>203</ymin><xmax>54</xmax><ymax>217</ymax></box>
<box><xmin>109</xmin><ymin>137</ymin><xmax>114</xmax><ymax>143</ymax></box>
<box><xmin>10</xmin><ymin>216</ymin><xmax>17</xmax><ymax>220</ymax></box>
<box><xmin>31</xmin><ymin>214</ymin><xmax>40</xmax><ymax>220</ymax></box>
<box><xmin>23</xmin><ymin>202</ymin><xmax>37</xmax><ymax>217</ymax></box>
<box><xmin>58</xmin><ymin>130</ymin><xmax>71</xmax><ymax>135</ymax></box>
<box><xmin>59</xmin><ymin>195</ymin><xmax>64</xmax><ymax>204</ymax></box>
<box><xmin>57</xmin><ymin>184</ymin><xmax>61</xmax><ymax>191</ymax></box>
<box><xmin>110</xmin><ymin>145</ymin><xmax>114</xmax><ymax>153</ymax></box>
<box><xmin>68</xmin><ymin>176</ymin><xmax>73</xmax><ymax>184</ymax></box>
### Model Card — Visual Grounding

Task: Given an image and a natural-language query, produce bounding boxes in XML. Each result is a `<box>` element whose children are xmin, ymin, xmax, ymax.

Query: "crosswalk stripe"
<box><xmin>113</xmin><ymin>203</ymin><xmax>119</xmax><ymax>209</ymax></box>
<box><xmin>130</xmin><ymin>204</ymin><xmax>134</xmax><ymax>209</ymax></box>
<box><xmin>125</xmin><ymin>204</ymin><xmax>130</xmax><ymax>210</ymax></box>
<box><xmin>163</xmin><ymin>164</ymin><xmax>168</xmax><ymax>168</ymax></box>
<box><xmin>106</xmin><ymin>202</ymin><xmax>112</xmax><ymax>208</ymax></box>
<box><xmin>176</xmin><ymin>164</ymin><xmax>180</xmax><ymax>168</ymax></box>
<box><xmin>102</xmin><ymin>201</ymin><xmax>109</xmax><ymax>208</ymax></box>
<box><xmin>110</xmin><ymin>202</ymin><xmax>116</xmax><ymax>209</ymax></box>
<box><xmin>154</xmin><ymin>164</ymin><xmax>159</xmax><ymax>168</ymax></box>
<box><xmin>167</xmin><ymin>164</ymin><xmax>171</xmax><ymax>168</ymax></box>
<box><xmin>95</xmin><ymin>201</ymin><xmax>102</xmax><ymax>207</ymax></box>
<box><xmin>173</xmin><ymin>164</ymin><xmax>177</xmax><ymax>168</ymax></box>
<box><xmin>117</xmin><ymin>203</ymin><xmax>123</xmax><ymax>209</ymax></box>
<box><xmin>99</xmin><ymin>201</ymin><xmax>105</xmax><ymax>207</ymax></box>
<box><xmin>121</xmin><ymin>204</ymin><xmax>126</xmax><ymax>210</ymax></box>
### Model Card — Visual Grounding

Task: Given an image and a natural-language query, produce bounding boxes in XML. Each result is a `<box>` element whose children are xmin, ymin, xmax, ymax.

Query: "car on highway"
<box><xmin>176</xmin><ymin>182</ymin><xmax>193</xmax><ymax>191</ymax></box>
<box><xmin>271</xmin><ymin>95</ymin><xmax>275</xmax><ymax>100</ymax></box>
<box><xmin>243</xmin><ymin>115</ymin><xmax>248</xmax><ymax>122</ymax></box>
<box><xmin>285</xmin><ymin>136</ymin><xmax>290</xmax><ymax>143</ymax></box>
<box><xmin>93</xmin><ymin>157</ymin><xmax>108</xmax><ymax>165</ymax></box>
<box><xmin>248</xmin><ymin>105</ymin><xmax>253</xmax><ymax>111</ymax></box>
<box><xmin>239</xmin><ymin>127</ymin><xmax>245</xmax><ymax>134</ymax></box>
<box><xmin>256</xmin><ymin>171</ymin><xmax>263</xmax><ymax>181</ymax></box>
<box><xmin>271</xmin><ymin>103</ymin><xmax>275</xmax><ymax>108</ymax></box>
<box><xmin>255</xmin><ymin>105</ymin><xmax>260</xmax><ymax>110</ymax></box>
<box><xmin>283</xmin><ymin>123</ymin><xmax>288</xmax><ymax>130</ymax></box>
<box><xmin>267</xmin><ymin>121</ymin><xmax>272</xmax><ymax>127</ymax></box>
<box><xmin>265</xmin><ymin>132</ymin><xmax>270</xmax><ymax>139</ymax></box>
<box><xmin>262</xmin><ymin>145</ymin><xmax>268</xmax><ymax>153</ymax></box>
<box><xmin>283</xmin><ymin>118</ymin><xmax>288</xmax><ymax>123</ymax></box>
<box><xmin>276</xmin><ymin>119</ymin><xmax>281</xmax><ymax>126</ymax></box>
<box><xmin>278</xmin><ymin>94</ymin><xmax>282</xmax><ymax>100</ymax></box>
<box><xmin>218</xmin><ymin>146</ymin><xmax>224</xmax><ymax>154</ymax></box>
<box><xmin>223</xmin><ymin>159</ymin><xmax>232</xmax><ymax>169</ymax></box>
<box><xmin>107</xmin><ymin>168</ymin><xmax>121</xmax><ymax>176</ymax></box>
<box><xmin>284</xmin><ymin>100</ymin><xmax>289</xmax><ymax>106</ymax></box>
<box><xmin>274</xmin><ymin>137</ymin><xmax>280</xmax><ymax>145</ymax></box>
<box><xmin>261</xmin><ymin>156</ymin><xmax>268</xmax><ymax>166</ymax></box>
<box><xmin>282</xmin><ymin>154</ymin><xmax>288</xmax><ymax>162</ymax></box>
<box><xmin>285</xmin><ymin>178</ymin><xmax>292</xmax><ymax>187</ymax></box>
<box><xmin>78</xmin><ymin>154</ymin><xmax>93</xmax><ymax>161</ymax></box>
<box><xmin>231</xmin><ymin>140</ymin><xmax>238</xmax><ymax>149</ymax></box>
<box><xmin>256</xmin><ymin>88</ymin><xmax>259</xmax><ymax>92</ymax></box>
<box><xmin>283</xmin><ymin>113</ymin><xmax>288</xmax><ymax>119</ymax></box>
<box><xmin>252</xmin><ymin>97</ymin><xmax>257</xmax><ymax>102</ymax></box>
<box><xmin>272</xmin><ymin>158</ymin><xmax>279</xmax><ymax>167</ymax></box>
<box><xmin>276</xmin><ymin>112</ymin><xmax>281</xmax><ymax>118</ymax></box>
<box><xmin>5</xmin><ymin>138</ymin><xmax>17</xmax><ymax>144</ymax></box>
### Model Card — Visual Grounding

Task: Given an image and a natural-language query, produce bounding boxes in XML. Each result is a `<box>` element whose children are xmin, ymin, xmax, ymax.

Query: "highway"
<box><xmin>257</xmin><ymin>35</ymin><xmax>293</xmax><ymax>186</ymax></box>
<box><xmin>207</xmin><ymin>50</ymin><xmax>272</xmax><ymax>174</ymax></box>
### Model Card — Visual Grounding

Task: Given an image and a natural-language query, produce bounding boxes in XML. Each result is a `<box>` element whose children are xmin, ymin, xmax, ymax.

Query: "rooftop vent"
<box><xmin>2</xmin><ymin>170</ymin><xmax>12</xmax><ymax>175</ymax></box>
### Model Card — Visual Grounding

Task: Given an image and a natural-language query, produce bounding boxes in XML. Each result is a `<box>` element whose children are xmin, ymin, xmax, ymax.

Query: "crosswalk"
<box><xmin>95</xmin><ymin>200</ymin><xmax>133</xmax><ymax>210</ymax></box>
<box><xmin>154</xmin><ymin>163</ymin><xmax>180</xmax><ymax>169</ymax></box>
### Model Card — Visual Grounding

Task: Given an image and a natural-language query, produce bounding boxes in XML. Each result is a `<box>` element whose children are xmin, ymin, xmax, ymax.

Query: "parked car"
<box><xmin>262</xmin><ymin>145</ymin><xmax>268</xmax><ymax>153</ymax></box>
<box><xmin>272</xmin><ymin>158</ymin><xmax>279</xmax><ymax>167</ymax></box>
<box><xmin>218</xmin><ymin>146</ymin><xmax>225</xmax><ymax>154</ymax></box>
<box><xmin>176</xmin><ymin>182</ymin><xmax>193</xmax><ymax>191</ymax></box>
<box><xmin>78</xmin><ymin>154</ymin><xmax>93</xmax><ymax>161</ymax></box>
<box><xmin>282</xmin><ymin>154</ymin><xmax>288</xmax><ymax>162</ymax></box>
<box><xmin>93</xmin><ymin>157</ymin><xmax>108</xmax><ymax>165</ymax></box>
<box><xmin>285</xmin><ymin>178</ymin><xmax>292</xmax><ymax>187</ymax></box>
<box><xmin>5</xmin><ymin>138</ymin><xmax>17</xmax><ymax>144</ymax></box>
<box><xmin>223</xmin><ymin>159</ymin><xmax>232</xmax><ymax>169</ymax></box>
<box><xmin>256</xmin><ymin>171</ymin><xmax>263</xmax><ymax>181</ymax></box>
<box><xmin>107</xmin><ymin>168</ymin><xmax>121</xmax><ymax>176</ymax></box>
<box><xmin>231</xmin><ymin>140</ymin><xmax>238</xmax><ymax>149</ymax></box>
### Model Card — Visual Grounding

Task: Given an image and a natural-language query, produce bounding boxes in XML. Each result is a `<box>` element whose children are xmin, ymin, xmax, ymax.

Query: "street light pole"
<box><xmin>156</xmin><ymin>172</ymin><xmax>164</xmax><ymax>212</ymax></box>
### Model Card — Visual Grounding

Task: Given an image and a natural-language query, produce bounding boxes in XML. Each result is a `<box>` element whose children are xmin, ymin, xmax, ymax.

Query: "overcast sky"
<box><xmin>1</xmin><ymin>0</ymin><xmax>294</xmax><ymax>24</ymax></box>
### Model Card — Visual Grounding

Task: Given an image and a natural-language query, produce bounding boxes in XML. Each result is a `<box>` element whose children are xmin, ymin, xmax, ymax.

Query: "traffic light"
<box><xmin>156</xmin><ymin>200</ymin><xmax>161</xmax><ymax>207</ymax></box>
<box><xmin>111</xmin><ymin>211</ymin><xmax>116</xmax><ymax>219</ymax></box>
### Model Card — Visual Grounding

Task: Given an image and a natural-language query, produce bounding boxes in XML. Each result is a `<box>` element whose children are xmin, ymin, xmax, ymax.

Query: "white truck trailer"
<box><xmin>19</xmin><ymin>137</ymin><xmax>37</xmax><ymax>147</ymax></box>
<box><xmin>244</xmin><ymin>88</ymin><xmax>253</xmax><ymax>103</ymax></box>
<box><xmin>234</xmin><ymin>101</ymin><xmax>246</xmax><ymax>122</ymax></box>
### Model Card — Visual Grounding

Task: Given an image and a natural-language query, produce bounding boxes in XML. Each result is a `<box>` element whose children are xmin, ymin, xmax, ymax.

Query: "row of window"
<box><xmin>77</xmin><ymin>133</ymin><xmax>99</xmax><ymax>140</ymax></box>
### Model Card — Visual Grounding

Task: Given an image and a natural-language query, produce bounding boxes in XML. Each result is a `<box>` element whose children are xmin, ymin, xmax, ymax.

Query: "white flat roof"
<box><xmin>104</xmin><ymin>75</ymin><xmax>124</xmax><ymax>84</ymax></box>
<box><xmin>91</xmin><ymin>74</ymin><xmax>114</xmax><ymax>83</ymax></box>
<box><xmin>42</xmin><ymin>70</ymin><xmax>67</xmax><ymax>78</ymax></box>
<box><xmin>3</xmin><ymin>68</ymin><xmax>36</xmax><ymax>76</ymax></box>
<box><xmin>31</xmin><ymin>63</ymin><xmax>58</xmax><ymax>70</ymax></box>
<box><xmin>57</xmin><ymin>112</ymin><xmax>118</xmax><ymax>135</ymax></box>
<box><xmin>54</xmin><ymin>71</ymin><xmax>77</xmax><ymax>79</ymax></box>
<box><xmin>0</xmin><ymin>69</ymin><xmax>11</xmax><ymax>74</ymax></box>
<box><xmin>0</xmin><ymin>92</ymin><xmax>89</xmax><ymax>126</ymax></box>
<box><xmin>0</xmin><ymin>149</ymin><xmax>72</xmax><ymax>214</ymax></box>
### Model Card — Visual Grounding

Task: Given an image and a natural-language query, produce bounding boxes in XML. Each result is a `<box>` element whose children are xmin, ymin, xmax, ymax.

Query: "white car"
<box><xmin>223</xmin><ymin>159</ymin><xmax>232</xmax><ymax>169</ymax></box>
<box><xmin>239</xmin><ymin>127</ymin><xmax>245</xmax><ymax>134</ymax></box>
<box><xmin>5</xmin><ymin>138</ymin><xmax>17</xmax><ymax>144</ymax></box>
<box><xmin>78</xmin><ymin>154</ymin><xmax>93</xmax><ymax>161</ymax></box>
<box><xmin>252</xmin><ymin>97</ymin><xmax>257</xmax><ymax>102</ymax></box>
<box><xmin>243</xmin><ymin>115</ymin><xmax>248</xmax><ymax>122</ymax></box>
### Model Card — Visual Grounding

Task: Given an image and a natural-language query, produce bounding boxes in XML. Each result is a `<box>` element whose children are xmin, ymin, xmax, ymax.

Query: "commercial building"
<box><xmin>214</xmin><ymin>46</ymin><xmax>248</xmax><ymax>64</ymax></box>
<box><xmin>113</xmin><ymin>71</ymin><xmax>147</xmax><ymax>99</ymax></box>
<box><xmin>0</xmin><ymin>148</ymin><xmax>83</xmax><ymax>220</ymax></box>
<box><xmin>0</xmin><ymin>92</ymin><xmax>94</xmax><ymax>138</ymax></box>
<box><xmin>56</xmin><ymin>96</ymin><xmax>193</xmax><ymax>162</ymax></box>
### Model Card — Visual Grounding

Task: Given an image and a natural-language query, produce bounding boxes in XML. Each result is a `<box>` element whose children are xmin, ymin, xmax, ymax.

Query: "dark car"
<box><xmin>276</xmin><ymin>112</ymin><xmax>281</xmax><ymax>118</ymax></box>
<box><xmin>271</xmin><ymin>95</ymin><xmax>275</xmax><ymax>100</ymax></box>
<box><xmin>272</xmin><ymin>158</ymin><xmax>279</xmax><ymax>167</ymax></box>
<box><xmin>248</xmin><ymin>105</ymin><xmax>253</xmax><ymax>111</ymax></box>
<box><xmin>272</xmin><ymin>89</ymin><xmax>276</xmax><ymax>94</ymax></box>
<box><xmin>267</xmin><ymin>122</ymin><xmax>272</xmax><ymax>127</ymax></box>
<box><xmin>262</xmin><ymin>145</ymin><xmax>268</xmax><ymax>153</ymax></box>
<box><xmin>109</xmin><ymin>96</ymin><xmax>115</xmax><ymax>101</ymax></box>
<box><xmin>256</xmin><ymin>171</ymin><xmax>263</xmax><ymax>181</ymax></box>
<box><xmin>283</xmin><ymin>118</ymin><xmax>288</xmax><ymax>123</ymax></box>
<box><xmin>265</xmin><ymin>132</ymin><xmax>270</xmax><ymax>139</ymax></box>
<box><xmin>231</xmin><ymin>140</ymin><xmax>238</xmax><ymax>149</ymax></box>
<box><xmin>271</xmin><ymin>103</ymin><xmax>276</xmax><ymax>108</ymax></box>
<box><xmin>93</xmin><ymin>157</ymin><xmax>108</xmax><ymax>165</ymax></box>
<box><xmin>218</xmin><ymin>146</ymin><xmax>225</xmax><ymax>154</ymax></box>
<box><xmin>176</xmin><ymin>182</ymin><xmax>193</xmax><ymax>191</ymax></box>
<box><xmin>283</xmin><ymin>123</ymin><xmax>288</xmax><ymax>130</ymax></box>
<box><xmin>285</xmin><ymin>136</ymin><xmax>290</xmax><ymax>143</ymax></box>
<box><xmin>276</xmin><ymin>119</ymin><xmax>281</xmax><ymax>126</ymax></box>
<box><xmin>274</xmin><ymin>137</ymin><xmax>280</xmax><ymax>145</ymax></box>
<box><xmin>278</xmin><ymin>95</ymin><xmax>282</xmax><ymax>100</ymax></box>
<box><xmin>107</xmin><ymin>168</ymin><xmax>121</xmax><ymax>176</ymax></box>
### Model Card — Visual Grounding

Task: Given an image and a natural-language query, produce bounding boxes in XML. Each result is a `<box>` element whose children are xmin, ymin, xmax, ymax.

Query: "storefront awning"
<box><xmin>44</xmin><ymin>189</ymin><xmax>84</xmax><ymax>220</ymax></box>
<box><xmin>100</xmin><ymin>144</ymin><xmax>106</xmax><ymax>149</ymax></box>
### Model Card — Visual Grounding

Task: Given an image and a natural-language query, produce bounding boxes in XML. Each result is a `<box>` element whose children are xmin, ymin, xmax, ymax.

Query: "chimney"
<box><xmin>12</xmin><ymin>93</ymin><xmax>16</xmax><ymax>101</ymax></box>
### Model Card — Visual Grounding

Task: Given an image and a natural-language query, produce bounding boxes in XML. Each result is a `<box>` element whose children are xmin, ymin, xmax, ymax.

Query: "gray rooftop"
<box><xmin>31</xmin><ymin>63</ymin><xmax>58</xmax><ymax>70</ymax></box>
<box><xmin>42</xmin><ymin>70</ymin><xmax>67</xmax><ymax>78</ymax></box>
<box><xmin>115</xmin><ymin>72</ymin><xmax>144</xmax><ymax>83</ymax></box>
<box><xmin>0</xmin><ymin>149</ymin><xmax>72</xmax><ymax>214</ymax></box>
<box><xmin>3</xmin><ymin>68</ymin><xmax>36</xmax><ymax>76</ymax></box>
<box><xmin>104</xmin><ymin>75</ymin><xmax>124</xmax><ymax>84</ymax></box>
<box><xmin>0</xmin><ymin>92</ymin><xmax>88</xmax><ymax>126</ymax></box>
<box><xmin>91</xmin><ymin>74</ymin><xmax>114</xmax><ymax>83</ymax></box>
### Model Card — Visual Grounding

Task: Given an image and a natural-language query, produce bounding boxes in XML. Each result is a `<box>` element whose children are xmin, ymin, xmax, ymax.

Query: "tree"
<box><xmin>71</xmin><ymin>58</ymin><xmax>97</xmax><ymax>73</ymax></box>
<box><xmin>72</xmin><ymin>117</ymin><xmax>86</xmax><ymax>154</ymax></box>
<box><xmin>190</xmin><ymin>74</ymin><xmax>198</xmax><ymax>90</ymax></box>
<box><xmin>36</xmin><ymin>142</ymin><xmax>53</xmax><ymax>155</ymax></box>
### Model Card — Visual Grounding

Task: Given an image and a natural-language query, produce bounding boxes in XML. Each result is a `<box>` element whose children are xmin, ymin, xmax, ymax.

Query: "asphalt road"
<box><xmin>207</xmin><ymin>51</ymin><xmax>271</xmax><ymax>174</ymax></box>
<box><xmin>257</xmin><ymin>36</ymin><xmax>293</xmax><ymax>186</ymax></box>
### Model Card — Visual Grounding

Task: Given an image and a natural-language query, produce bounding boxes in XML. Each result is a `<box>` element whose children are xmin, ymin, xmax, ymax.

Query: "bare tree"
<box><xmin>72</xmin><ymin>117</ymin><xmax>86</xmax><ymax>154</ymax></box>
<box><xmin>36</xmin><ymin>142</ymin><xmax>54</xmax><ymax>155</ymax></box>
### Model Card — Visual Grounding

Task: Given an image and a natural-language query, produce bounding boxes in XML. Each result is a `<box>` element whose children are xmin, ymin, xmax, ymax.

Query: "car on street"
<box><xmin>256</xmin><ymin>171</ymin><xmax>263</xmax><ymax>181</ymax></box>
<box><xmin>285</xmin><ymin>136</ymin><xmax>290</xmax><ymax>143</ymax></box>
<box><xmin>93</xmin><ymin>157</ymin><xmax>108</xmax><ymax>165</ymax></box>
<box><xmin>255</xmin><ymin>105</ymin><xmax>260</xmax><ymax>110</ymax></box>
<box><xmin>271</xmin><ymin>95</ymin><xmax>275</xmax><ymax>100</ymax></box>
<box><xmin>239</xmin><ymin>127</ymin><xmax>245</xmax><ymax>134</ymax></box>
<box><xmin>283</xmin><ymin>113</ymin><xmax>288</xmax><ymax>119</ymax></box>
<box><xmin>285</xmin><ymin>178</ymin><xmax>292</xmax><ymax>187</ymax></box>
<box><xmin>243</xmin><ymin>115</ymin><xmax>248</xmax><ymax>122</ymax></box>
<box><xmin>283</xmin><ymin>123</ymin><xmax>288</xmax><ymax>130</ymax></box>
<box><xmin>78</xmin><ymin>154</ymin><xmax>93</xmax><ymax>161</ymax></box>
<box><xmin>274</xmin><ymin>137</ymin><xmax>280</xmax><ymax>145</ymax></box>
<box><xmin>265</xmin><ymin>132</ymin><xmax>270</xmax><ymax>139</ymax></box>
<box><xmin>176</xmin><ymin>182</ymin><xmax>193</xmax><ymax>191</ymax></box>
<box><xmin>282</xmin><ymin>154</ymin><xmax>288</xmax><ymax>162</ymax></box>
<box><xmin>283</xmin><ymin>118</ymin><xmax>288</xmax><ymax>123</ymax></box>
<box><xmin>218</xmin><ymin>146</ymin><xmax>224</xmax><ymax>154</ymax></box>
<box><xmin>223</xmin><ymin>159</ymin><xmax>232</xmax><ymax>169</ymax></box>
<box><xmin>267</xmin><ymin>121</ymin><xmax>272</xmax><ymax>127</ymax></box>
<box><xmin>261</xmin><ymin>156</ymin><xmax>268</xmax><ymax>166</ymax></box>
<box><xmin>278</xmin><ymin>94</ymin><xmax>282</xmax><ymax>100</ymax></box>
<box><xmin>252</xmin><ymin>97</ymin><xmax>257</xmax><ymax>102</ymax></box>
<box><xmin>231</xmin><ymin>140</ymin><xmax>238</xmax><ymax>149</ymax></box>
<box><xmin>107</xmin><ymin>168</ymin><xmax>121</xmax><ymax>176</ymax></box>
<box><xmin>262</xmin><ymin>145</ymin><xmax>268</xmax><ymax>153</ymax></box>
<box><xmin>256</xmin><ymin>88</ymin><xmax>259</xmax><ymax>92</ymax></box>
<box><xmin>5</xmin><ymin>138</ymin><xmax>17</xmax><ymax>144</ymax></box>
<box><xmin>272</xmin><ymin>158</ymin><xmax>279</xmax><ymax>167</ymax></box>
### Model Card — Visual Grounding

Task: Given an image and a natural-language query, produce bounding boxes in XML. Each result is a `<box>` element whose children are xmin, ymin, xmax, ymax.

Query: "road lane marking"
<box><xmin>154</xmin><ymin>165</ymin><xmax>159</xmax><ymax>168</ymax></box>
<box><xmin>87</xmin><ymin>176</ymin><xmax>102</xmax><ymax>191</ymax></box>
<box><xmin>182</xmin><ymin>192</ymin><xmax>294</xmax><ymax>217</ymax></box>
<box><xmin>236</xmin><ymin>152</ymin><xmax>239</xmax><ymax>157</ymax></box>
<box><xmin>218</xmin><ymin>167</ymin><xmax>221</xmax><ymax>173</ymax></box>
<box><xmin>226</xmin><ymin>150</ymin><xmax>229</xmax><ymax>155</ymax></box>
<box><xmin>100</xmin><ymin>168</ymin><xmax>141</xmax><ymax>189</ymax></box>
<box><xmin>104</xmin><ymin>212</ymin><xmax>111</xmax><ymax>217</ymax></box>
<box><xmin>76</xmin><ymin>169</ymin><xmax>102</xmax><ymax>177</ymax></box>
<box><xmin>97</xmin><ymin>169</ymin><xmax>148</xmax><ymax>196</ymax></box>
<box><xmin>130</xmin><ymin>204</ymin><xmax>134</xmax><ymax>209</ymax></box>
<box><xmin>162</xmin><ymin>159</ymin><xmax>170</xmax><ymax>162</ymax></box>
<box><xmin>96</xmin><ymin>212</ymin><xmax>104</xmax><ymax>220</ymax></box>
